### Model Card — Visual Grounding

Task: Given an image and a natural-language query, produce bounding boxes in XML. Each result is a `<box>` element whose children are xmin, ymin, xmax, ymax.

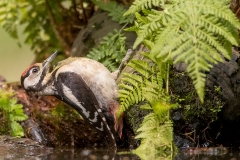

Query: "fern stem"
<box><xmin>119</xmin><ymin>21</ymin><xmax>129</xmax><ymax>33</ymax></box>
<box><xmin>166</xmin><ymin>63</ymin><xmax>169</xmax><ymax>94</ymax></box>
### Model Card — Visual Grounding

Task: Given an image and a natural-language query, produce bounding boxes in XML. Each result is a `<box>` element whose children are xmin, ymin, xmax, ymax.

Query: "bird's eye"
<box><xmin>31</xmin><ymin>68</ymin><xmax>38</xmax><ymax>73</ymax></box>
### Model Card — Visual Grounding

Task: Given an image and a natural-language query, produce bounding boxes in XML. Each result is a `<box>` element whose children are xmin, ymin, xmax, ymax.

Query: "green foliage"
<box><xmin>87</xmin><ymin>0</ymin><xmax>134</xmax><ymax>71</ymax></box>
<box><xmin>125</xmin><ymin>0</ymin><xmax>240</xmax><ymax>102</ymax></box>
<box><xmin>91</xmin><ymin>0</ymin><xmax>134</xmax><ymax>24</ymax></box>
<box><xmin>87</xmin><ymin>29</ymin><xmax>127</xmax><ymax>72</ymax></box>
<box><xmin>0</xmin><ymin>2</ymin><xmax>19</xmax><ymax>44</ymax></box>
<box><xmin>118</xmin><ymin>52</ymin><xmax>177</xmax><ymax>154</ymax></box>
<box><xmin>118</xmin><ymin>52</ymin><xmax>169</xmax><ymax>114</ymax></box>
<box><xmin>134</xmin><ymin>113</ymin><xmax>175</xmax><ymax>160</ymax></box>
<box><xmin>51</xmin><ymin>104</ymin><xmax>81</xmax><ymax>123</ymax></box>
<box><xmin>0</xmin><ymin>89</ymin><xmax>28</xmax><ymax>137</ymax></box>
<box><xmin>0</xmin><ymin>0</ymin><xmax>61</xmax><ymax>59</ymax></box>
<box><xmin>51</xmin><ymin>105</ymin><xmax>66</xmax><ymax>118</ymax></box>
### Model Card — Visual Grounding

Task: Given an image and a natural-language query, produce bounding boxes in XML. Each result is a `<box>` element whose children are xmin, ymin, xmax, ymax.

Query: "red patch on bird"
<box><xmin>21</xmin><ymin>64</ymin><xmax>35</xmax><ymax>77</ymax></box>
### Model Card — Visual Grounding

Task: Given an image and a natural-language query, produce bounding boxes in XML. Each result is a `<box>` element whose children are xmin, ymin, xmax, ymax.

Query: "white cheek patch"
<box><xmin>23</xmin><ymin>74</ymin><xmax>41</xmax><ymax>90</ymax></box>
<box><xmin>62</xmin><ymin>84</ymin><xmax>90</xmax><ymax>118</ymax></box>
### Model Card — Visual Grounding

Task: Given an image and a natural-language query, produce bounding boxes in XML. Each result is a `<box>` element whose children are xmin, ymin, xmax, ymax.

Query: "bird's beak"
<box><xmin>42</xmin><ymin>51</ymin><xmax>58</xmax><ymax>70</ymax></box>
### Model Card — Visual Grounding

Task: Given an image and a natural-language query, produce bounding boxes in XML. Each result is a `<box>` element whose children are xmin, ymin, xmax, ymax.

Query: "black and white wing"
<box><xmin>55</xmin><ymin>72</ymin><xmax>116</xmax><ymax>150</ymax></box>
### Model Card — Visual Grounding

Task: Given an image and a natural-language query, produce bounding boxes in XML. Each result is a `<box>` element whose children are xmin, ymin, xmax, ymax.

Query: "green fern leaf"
<box><xmin>124</xmin><ymin>24</ymin><xmax>139</xmax><ymax>32</ymax></box>
<box><xmin>204</xmin><ymin>3</ymin><xmax>240</xmax><ymax>30</ymax></box>
<box><xmin>197</xmin><ymin>29</ymin><xmax>231</xmax><ymax>59</ymax></box>
<box><xmin>123</xmin><ymin>73</ymin><xmax>143</xmax><ymax>83</ymax></box>
<box><xmin>124</xmin><ymin>0</ymin><xmax>165</xmax><ymax>16</ymax></box>
<box><xmin>121</xmin><ymin>77</ymin><xmax>139</xmax><ymax>88</ymax></box>
<box><xmin>87</xmin><ymin>30</ymin><xmax>126</xmax><ymax>71</ymax></box>
<box><xmin>140</xmin><ymin>103</ymin><xmax>152</xmax><ymax>110</ymax></box>
<box><xmin>151</xmin><ymin>26</ymin><xmax>178</xmax><ymax>58</ymax></box>
<box><xmin>118</xmin><ymin>89</ymin><xmax>130</xmax><ymax>96</ymax></box>
<box><xmin>117</xmin><ymin>50</ymin><xmax>175</xmax><ymax>154</ymax></box>
<box><xmin>133</xmin><ymin>11</ymin><xmax>164</xmax><ymax>48</ymax></box>
<box><xmin>118</xmin><ymin>52</ymin><xmax>170</xmax><ymax>116</ymax></box>
<box><xmin>0</xmin><ymin>1</ymin><xmax>21</xmax><ymax>45</ymax></box>
<box><xmin>147</xmin><ymin>0</ymin><xmax>239</xmax><ymax>102</ymax></box>
<box><xmin>0</xmin><ymin>89</ymin><xmax>28</xmax><ymax>137</ymax></box>
<box><xmin>135</xmin><ymin>112</ymin><xmax>173</xmax><ymax>147</ymax></box>
<box><xmin>199</xmin><ymin>15</ymin><xmax>238</xmax><ymax>45</ymax></box>
<box><xmin>152</xmin><ymin>101</ymin><xmax>170</xmax><ymax>119</ymax></box>
<box><xmin>10</xmin><ymin>121</ymin><xmax>24</xmax><ymax>137</ymax></box>
<box><xmin>91</xmin><ymin>0</ymin><xmax>134</xmax><ymax>24</ymax></box>
<box><xmin>127</xmin><ymin>60</ymin><xmax>153</xmax><ymax>77</ymax></box>
<box><xmin>118</xmin><ymin>83</ymin><xmax>134</xmax><ymax>92</ymax></box>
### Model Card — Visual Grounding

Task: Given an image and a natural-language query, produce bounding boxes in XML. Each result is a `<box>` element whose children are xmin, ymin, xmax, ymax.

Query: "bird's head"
<box><xmin>21</xmin><ymin>51</ymin><xmax>58</xmax><ymax>91</ymax></box>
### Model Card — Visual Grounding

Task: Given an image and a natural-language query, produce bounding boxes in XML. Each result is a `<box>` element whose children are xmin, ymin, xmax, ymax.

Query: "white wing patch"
<box><xmin>89</xmin><ymin>112</ymin><xmax>98</xmax><ymax>123</ymax></box>
<box><xmin>62</xmin><ymin>84</ymin><xmax>90</xmax><ymax>118</ymax></box>
<box><xmin>96</xmin><ymin>122</ymin><xmax>104</xmax><ymax>131</ymax></box>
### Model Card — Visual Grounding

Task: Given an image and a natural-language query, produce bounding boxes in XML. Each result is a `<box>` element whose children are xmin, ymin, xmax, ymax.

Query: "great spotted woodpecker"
<box><xmin>20</xmin><ymin>51</ymin><xmax>123</xmax><ymax>150</ymax></box>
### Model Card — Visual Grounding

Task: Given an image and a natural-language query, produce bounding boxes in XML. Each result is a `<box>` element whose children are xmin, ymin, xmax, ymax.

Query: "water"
<box><xmin>176</xmin><ymin>147</ymin><xmax>239</xmax><ymax>160</ymax></box>
<box><xmin>0</xmin><ymin>146</ymin><xmax>139</xmax><ymax>160</ymax></box>
<box><xmin>1</xmin><ymin>145</ymin><xmax>240</xmax><ymax>160</ymax></box>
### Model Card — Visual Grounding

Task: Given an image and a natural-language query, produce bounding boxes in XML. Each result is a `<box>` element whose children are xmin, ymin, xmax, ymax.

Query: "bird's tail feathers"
<box><xmin>110</xmin><ymin>102</ymin><xmax>123</xmax><ymax>138</ymax></box>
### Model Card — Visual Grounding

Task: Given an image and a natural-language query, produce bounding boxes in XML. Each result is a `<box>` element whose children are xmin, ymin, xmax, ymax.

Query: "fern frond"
<box><xmin>203</xmin><ymin>2</ymin><xmax>240</xmax><ymax>30</ymax></box>
<box><xmin>91</xmin><ymin>0</ymin><xmax>134</xmax><ymax>24</ymax></box>
<box><xmin>118</xmin><ymin>80</ymin><xmax>143</xmax><ymax>115</ymax></box>
<box><xmin>0</xmin><ymin>1</ymin><xmax>20</xmax><ymax>45</ymax></box>
<box><xmin>123</xmin><ymin>73</ymin><xmax>143</xmax><ymax>83</ymax></box>
<box><xmin>151</xmin><ymin>10</ymin><xmax>190</xmax><ymax>57</ymax></box>
<box><xmin>135</xmin><ymin>112</ymin><xmax>173</xmax><ymax>150</ymax></box>
<box><xmin>0</xmin><ymin>0</ymin><xmax>62</xmax><ymax>57</ymax></box>
<box><xmin>118</xmin><ymin>52</ymin><xmax>171</xmax><ymax>116</ymax></box>
<box><xmin>120</xmin><ymin>0</ymin><xmax>239</xmax><ymax>156</ymax></box>
<box><xmin>199</xmin><ymin>15</ymin><xmax>238</xmax><ymax>45</ymax></box>
<box><xmin>127</xmin><ymin>60</ymin><xmax>153</xmax><ymax>77</ymax></box>
<box><xmin>0</xmin><ymin>89</ymin><xmax>28</xmax><ymax>137</ymax></box>
<box><xmin>124</xmin><ymin>0</ymin><xmax>166</xmax><ymax>16</ymax></box>
<box><xmin>135</xmin><ymin>12</ymin><xmax>149</xmax><ymax>24</ymax></box>
<box><xmin>121</xmin><ymin>77</ymin><xmax>140</xmax><ymax>88</ymax></box>
<box><xmin>140</xmin><ymin>103</ymin><xmax>152</xmax><ymax>110</ymax></box>
<box><xmin>87</xmin><ymin>29</ymin><xmax>126</xmax><ymax>71</ymax></box>
<box><xmin>103</xmin><ymin>61</ymin><xmax>117</xmax><ymax>72</ymax></box>
<box><xmin>197</xmin><ymin>29</ymin><xmax>231</xmax><ymax>59</ymax></box>
<box><xmin>10</xmin><ymin>121</ymin><xmax>24</xmax><ymax>137</ymax></box>
<box><xmin>124</xmin><ymin>24</ymin><xmax>139</xmax><ymax>32</ymax></box>
<box><xmin>151</xmin><ymin>26</ymin><xmax>178</xmax><ymax>58</ymax></box>
<box><xmin>118</xmin><ymin>53</ymin><xmax>175</xmax><ymax>154</ymax></box>
<box><xmin>146</xmin><ymin>0</ymin><xmax>240</xmax><ymax>101</ymax></box>
<box><xmin>133</xmin><ymin>11</ymin><xmax>164</xmax><ymax>48</ymax></box>
<box><xmin>118</xmin><ymin>84</ymin><xmax>134</xmax><ymax>92</ymax></box>
<box><xmin>118</xmin><ymin>89</ymin><xmax>129</xmax><ymax>97</ymax></box>
<box><xmin>153</xmin><ymin>101</ymin><xmax>171</xmax><ymax>120</ymax></box>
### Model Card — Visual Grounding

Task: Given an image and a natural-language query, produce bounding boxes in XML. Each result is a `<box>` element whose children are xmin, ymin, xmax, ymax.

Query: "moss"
<box><xmin>170</xmin><ymin>70</ymin><xmax>224</xmax><ymax>124</ymax></box>
<box><xmin>126</xmin><ymin>102</ymin><xmax>151</xmax><ymax>134</ymax></box>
